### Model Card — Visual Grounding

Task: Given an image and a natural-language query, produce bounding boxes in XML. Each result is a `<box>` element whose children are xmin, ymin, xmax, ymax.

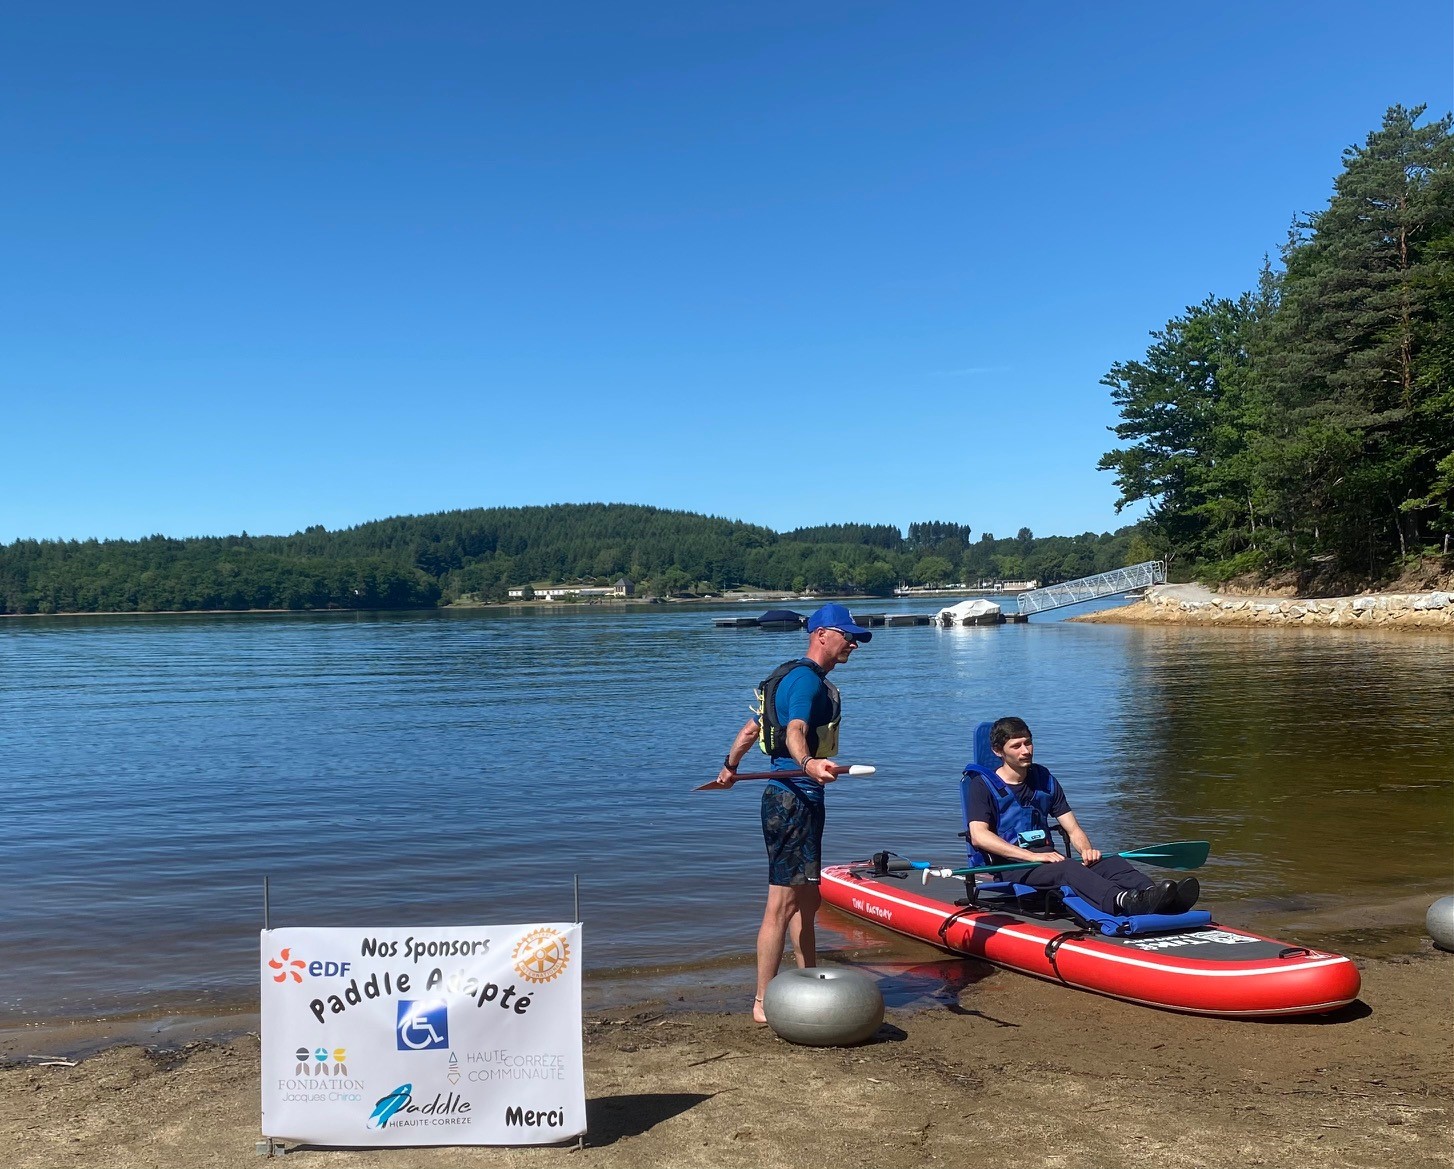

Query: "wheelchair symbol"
<box><xmin>396</xmin><ymin>1000</ymin><xmax>449</xmax><ymax>1051</ymax></box>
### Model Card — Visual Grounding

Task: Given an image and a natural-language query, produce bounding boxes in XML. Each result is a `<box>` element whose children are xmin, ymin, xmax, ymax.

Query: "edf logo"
<box><xmin>308</xmin><ymin>961</ymin><xmax>351</xmax><ymax>977</ymax></box>
<box><xmin>396</xmin><ymin>1000</ymin><xmax>449</xmax><ymax>1051</ymax></box>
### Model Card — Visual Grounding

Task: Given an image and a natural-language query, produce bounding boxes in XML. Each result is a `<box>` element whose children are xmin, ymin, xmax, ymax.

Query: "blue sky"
<box><xmin>3</xmin><ymin>2</ymin><xmax>1451</xmax><ymax>544</ymax></box>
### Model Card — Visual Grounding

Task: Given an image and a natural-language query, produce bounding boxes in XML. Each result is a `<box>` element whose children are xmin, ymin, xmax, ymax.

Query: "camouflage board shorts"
<box><xmin>761</xmin><ymin>781</ymin><xmax>825</xmax><ymax>886</ymax></box>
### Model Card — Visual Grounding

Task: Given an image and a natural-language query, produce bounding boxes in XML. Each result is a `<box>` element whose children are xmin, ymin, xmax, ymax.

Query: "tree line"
<box><xmin>1100</xmin><ymin>104</ymin><xmax>1454</xmax><ymax>585</ymax></box>
<box><xmin>0</xmin><ymin>503</ymin><xmax>1148</xmax><ymax>614</ymax></box>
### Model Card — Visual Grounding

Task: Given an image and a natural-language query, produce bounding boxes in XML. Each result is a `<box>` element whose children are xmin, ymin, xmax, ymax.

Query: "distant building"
<box><xmin>894</xmin><ymin>579</ymin><xmax>1039</xmax><ymax>596</ymax></box>
<box><xmin>508</xmin><ymin>579</ymin><xmax>634</xmax><ymax>601</ymax></box>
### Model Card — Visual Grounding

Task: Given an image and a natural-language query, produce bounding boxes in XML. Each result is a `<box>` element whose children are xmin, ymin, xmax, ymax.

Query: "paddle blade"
<box><xmin>1120</xmin><ymin>840</ymin><xmax>1210</xmax><ymax>869</ymax></box>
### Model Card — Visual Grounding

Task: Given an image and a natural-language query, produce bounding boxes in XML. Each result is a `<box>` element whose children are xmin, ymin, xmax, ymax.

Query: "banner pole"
<box><xmin>574</xmin><ymin>872</ymin><xmax>585</xmax><ymax>1152</ymax></box>
<box><xmin>259</xmin><ymin>876</ymin><xmax>278</xmax><ymax>1158</ymax></box>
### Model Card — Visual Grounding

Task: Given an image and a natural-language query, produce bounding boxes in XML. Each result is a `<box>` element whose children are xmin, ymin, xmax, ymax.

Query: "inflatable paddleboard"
<box><xmin>821</xmin><ymin>859</ymin><xmax>1361</xmax><ymax>1017</ymax></box>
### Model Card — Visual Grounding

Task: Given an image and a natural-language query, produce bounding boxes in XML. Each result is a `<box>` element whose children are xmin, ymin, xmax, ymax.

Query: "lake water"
<box><xmin>2</xmin><ymin>599</ymin><xmax>1451</xmax><ymax>1025</ymax></box>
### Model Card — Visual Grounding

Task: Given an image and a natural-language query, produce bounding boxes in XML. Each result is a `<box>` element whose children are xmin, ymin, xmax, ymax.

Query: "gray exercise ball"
<box><xmin>762</xmin><ymin>966</ymin><xmax>884</xmax><ymax>1047</ymax></box>
<box><xmin>1427</xmin><ymin>896</ymin><xmax>1454</xmax><ymax>952</ymax></box>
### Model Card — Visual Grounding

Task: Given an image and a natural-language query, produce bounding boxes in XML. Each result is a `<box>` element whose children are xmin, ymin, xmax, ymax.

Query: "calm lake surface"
<box><xmin>3</xmin><ymin>600</ymin><xmax>1451</xmax><ymax>1024</ymax></box>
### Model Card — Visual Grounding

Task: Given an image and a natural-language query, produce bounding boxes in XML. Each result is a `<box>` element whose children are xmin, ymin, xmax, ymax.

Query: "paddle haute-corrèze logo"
<box><xmin>512</xmin><ymin>928</ymin><xmax>570</xmax><ymax>985</ymax></box>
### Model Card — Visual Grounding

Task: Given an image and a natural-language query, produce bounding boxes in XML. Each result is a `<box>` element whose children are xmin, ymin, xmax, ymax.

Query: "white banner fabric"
<box><xmin>260</xmin><ymin>923</ymin><xmax>584</xmax><ymax>1146</ymax></box>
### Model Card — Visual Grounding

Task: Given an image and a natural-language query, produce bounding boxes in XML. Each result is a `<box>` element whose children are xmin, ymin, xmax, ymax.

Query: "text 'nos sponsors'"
<box><xmin>271</xmin><ymin>928</ymin><xmax>571</xmax><ymax>1025</ymax></box>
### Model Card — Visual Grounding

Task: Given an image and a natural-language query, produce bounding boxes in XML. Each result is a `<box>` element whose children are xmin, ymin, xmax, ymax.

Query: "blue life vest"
<box><xmin>963</xmin><ymin>763</ymin><xmax>1062</xmax><ymax>867</ymax></box>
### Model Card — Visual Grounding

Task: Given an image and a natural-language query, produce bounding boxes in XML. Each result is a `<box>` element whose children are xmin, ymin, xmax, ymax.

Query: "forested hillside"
<box><xmin>1100</xmin><ymin>105</ymin><xmax>1454</xmax><ymax>586</ymax></box>
<box><xmin>0</xmin><ymin>504</ymin><xmax>1146</xmax><ymax>614</ymax></box>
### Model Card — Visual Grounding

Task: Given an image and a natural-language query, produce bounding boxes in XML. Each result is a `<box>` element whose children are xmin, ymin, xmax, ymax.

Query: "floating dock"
<box><xmin>714</xmin><ymin>609</ymin><xmax>1026</xmax><ymax>630</ymax></box>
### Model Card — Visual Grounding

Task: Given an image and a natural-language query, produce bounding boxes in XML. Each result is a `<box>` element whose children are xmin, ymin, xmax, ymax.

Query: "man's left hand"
<box><xmin>1079</xmin><ymin>848</ymin><xmax>1101</xmax><ymax>864</ymax></box>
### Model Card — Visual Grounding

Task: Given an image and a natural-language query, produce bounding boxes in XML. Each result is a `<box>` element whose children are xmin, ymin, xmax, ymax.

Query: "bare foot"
<box><xmin>752</xmin><ymin>995</ymin><xmax>767</xmax><ymax>1024</ymax></box>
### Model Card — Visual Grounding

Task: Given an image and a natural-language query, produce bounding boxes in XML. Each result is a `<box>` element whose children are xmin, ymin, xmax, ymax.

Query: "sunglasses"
<box><xmin>830</xmin><ymin>628</ymin><xmax>859</xmax><ymax>646</ymax></box>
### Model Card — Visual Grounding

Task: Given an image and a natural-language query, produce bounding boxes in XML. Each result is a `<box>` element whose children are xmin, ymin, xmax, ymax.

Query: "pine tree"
<box><xmin>1260</xmin><ymin>104</ymin><xmax>1454</xmax><ymax>571</ymax></box>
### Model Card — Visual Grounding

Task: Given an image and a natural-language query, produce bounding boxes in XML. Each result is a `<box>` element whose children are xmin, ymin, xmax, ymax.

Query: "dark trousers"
<box><xmin>1009</xmin><ymin>855</ymin><xmax>1151</xmax><ymax>914</ymax></box>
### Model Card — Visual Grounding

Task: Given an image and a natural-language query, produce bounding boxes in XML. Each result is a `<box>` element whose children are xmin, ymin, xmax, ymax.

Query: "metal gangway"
<box><xmin>1016</xmin><ymin>561</ymin><xmax>1166</xmax><ymax>615</ymax></box>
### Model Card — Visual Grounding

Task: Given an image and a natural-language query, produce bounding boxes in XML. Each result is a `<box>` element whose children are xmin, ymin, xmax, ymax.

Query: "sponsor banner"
<box><xmin>260</xmin><ymin>924</ymin><xmax>583</xmax><ymax>1146</ymax></box>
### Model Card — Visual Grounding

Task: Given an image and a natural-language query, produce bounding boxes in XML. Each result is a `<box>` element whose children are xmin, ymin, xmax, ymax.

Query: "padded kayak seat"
<box><xmin>966</xmin><ymin>879</ymin><xmax>1211</xmax><ymax>936</ymax></box>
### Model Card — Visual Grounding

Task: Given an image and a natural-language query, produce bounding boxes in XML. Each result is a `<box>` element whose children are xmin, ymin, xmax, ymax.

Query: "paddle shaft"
<box><xmin>694</xmin><ymin>763</ymin><xmax>876</xmax><ymax>790</ymax></box>
<box><xmin>726</xmin><ymin>763</ymin><xmax>864</xmax><ymax>782</ymax></box>
<box><xmin>887</xmin><ymin>839</ymin><xmax>1210</xmax><ymax>878</ymax></box>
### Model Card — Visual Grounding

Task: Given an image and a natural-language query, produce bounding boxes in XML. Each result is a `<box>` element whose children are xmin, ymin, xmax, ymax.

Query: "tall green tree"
<box><xmin>1259</xmin><ymin>104</ymin><xmax>1454</xmax><ymax>571</ymax></box>
<box><xmin>1098</xmin><ymin>292</ymin><xmax>1264</xmax><ymax>569</ymax></box>
<box><xmin>1101</xmin><ymin>104</ymin><xmax>1454</xmax><ymax>582</ymax></box>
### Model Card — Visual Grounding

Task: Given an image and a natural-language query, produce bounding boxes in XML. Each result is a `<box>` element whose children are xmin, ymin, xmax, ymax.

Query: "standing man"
<box><xmin>711</xmin><ymin>603</ymin><xmax>871</xmax><ymax>1023</ymax></box>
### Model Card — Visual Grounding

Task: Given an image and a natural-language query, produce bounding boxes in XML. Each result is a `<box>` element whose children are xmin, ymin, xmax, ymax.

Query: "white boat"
<box><xmin>934</xmin><ymin>598</ymin><xmax>1004</xmax><ymax>626</ymax></box>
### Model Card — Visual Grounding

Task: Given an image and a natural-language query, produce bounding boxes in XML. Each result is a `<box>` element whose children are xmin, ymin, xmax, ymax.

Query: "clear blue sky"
<box><xmin>4</xmin><ymin>2</ymin><xmax>1451</xmax><ymax>544</ymax></box>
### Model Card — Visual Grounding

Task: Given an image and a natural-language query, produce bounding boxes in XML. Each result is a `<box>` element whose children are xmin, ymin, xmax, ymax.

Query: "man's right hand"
<box><xmin>712</xmin><ymin>767</ymin><xmax>737</xmax><ymax>788</ymax></box>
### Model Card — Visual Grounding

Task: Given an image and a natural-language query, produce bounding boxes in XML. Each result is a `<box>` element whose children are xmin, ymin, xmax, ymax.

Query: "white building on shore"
<box><xmin>508</xmin><ymin>578</ymin><xmax>634</xmax><ymax>601</ymax></box>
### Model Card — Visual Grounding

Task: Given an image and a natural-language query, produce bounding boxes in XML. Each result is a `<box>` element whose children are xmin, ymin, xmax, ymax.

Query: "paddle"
<box><xmin>874</xmin><ymin>840</ymin><xmax>1210</xmax><ymax>881</ymax></box>
<box><xmin>694</xmin><ymin>764</ymin><xmax>877</xmax><ymax>791</ymax></box>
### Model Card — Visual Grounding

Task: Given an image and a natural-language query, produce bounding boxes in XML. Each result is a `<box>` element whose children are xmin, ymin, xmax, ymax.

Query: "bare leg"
<box><xmin>785</xmin><ymin>884</ymin><xmax>821</xmax><ymax>969</ymax></box>
<box><xmin>755</xmin><ymin>885</ymin><xmax>819</xmax><ymax>1022</ymax></box>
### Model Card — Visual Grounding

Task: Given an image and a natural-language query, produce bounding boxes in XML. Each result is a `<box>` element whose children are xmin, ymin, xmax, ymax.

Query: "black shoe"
<box><xmin>1152</xmin><ymin>879</ymin><xmax>1179</xmax><ymax>913</ymax></box>
<box><xmin>1115</xmin><ymin>882</ymin><xmax>1176</xmax><ymax>917</ymax></box>
<box><xmin>1114</xmin><ymin>887</ymin><xmax>1152</xmax><ymax>916</ymax></box>
<box><xmin>1170</xmin><ymin>877</ymin><xmax>1201</xmax><ymax>913</ymax></box>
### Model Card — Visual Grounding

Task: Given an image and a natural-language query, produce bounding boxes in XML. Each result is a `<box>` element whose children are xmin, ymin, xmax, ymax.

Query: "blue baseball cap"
<box><xmin>806</xmin><ymin>603</ymin><xmax>872</xmax><ymax>642</ymax></box>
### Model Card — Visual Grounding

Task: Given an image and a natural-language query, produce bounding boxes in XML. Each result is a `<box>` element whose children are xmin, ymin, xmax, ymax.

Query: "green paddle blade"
<box><xmin>1119</xmin><ymin>840</ymin><xmax>1210</xmax><ymax>869</ymax></box>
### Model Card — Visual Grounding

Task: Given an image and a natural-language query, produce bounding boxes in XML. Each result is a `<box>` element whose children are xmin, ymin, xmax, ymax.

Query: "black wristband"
<box><xmin>723</xmin><ymin>755</ymin><xmax>735</xmax><ymax>771</ymax></box>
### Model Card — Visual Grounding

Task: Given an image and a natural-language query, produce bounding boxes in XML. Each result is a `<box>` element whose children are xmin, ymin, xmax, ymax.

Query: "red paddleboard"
<box><xmin>821</xmin><ymin>859</ymin><xmax>1361</xmax><ymax>1017</ymax></box>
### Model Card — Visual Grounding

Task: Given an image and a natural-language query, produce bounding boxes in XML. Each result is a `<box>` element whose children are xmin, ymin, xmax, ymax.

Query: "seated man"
<box><xmin>965</xmin><ymin>716</ymin><xmax>1199</xmax><ymax>916</ymax></box>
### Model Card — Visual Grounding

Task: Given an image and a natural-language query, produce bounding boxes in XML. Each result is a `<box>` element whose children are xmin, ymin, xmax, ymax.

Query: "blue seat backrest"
<box><xmin>958</xmin><ymin>721</ymin><xmax>999</xmax><ymax>865</ymax></box>
<box><xmin>972</xmin><ymin>719</ymin><xmax>996</xmax><ymax>769</ymax></box>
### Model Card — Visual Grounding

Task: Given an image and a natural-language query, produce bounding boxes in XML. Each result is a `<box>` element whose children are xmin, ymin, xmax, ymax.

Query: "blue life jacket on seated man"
<box><xmin>961</xmin><ymin>763</ymin><xmax>1062</xmax><ymax>869</ymax></box>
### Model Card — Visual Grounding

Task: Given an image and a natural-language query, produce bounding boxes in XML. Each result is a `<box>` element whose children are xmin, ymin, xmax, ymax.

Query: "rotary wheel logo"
<box><xmin>512</xmin><ymin>928</ymin><xmax>571</xmax><ymax>984</ymax></box>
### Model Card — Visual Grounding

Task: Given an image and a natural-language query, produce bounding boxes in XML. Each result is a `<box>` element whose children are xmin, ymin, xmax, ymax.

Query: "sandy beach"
<box><xmin>4</xmin><ymin>945</ymin><xmax>1449</xmax><ymax>1169</ymax></box>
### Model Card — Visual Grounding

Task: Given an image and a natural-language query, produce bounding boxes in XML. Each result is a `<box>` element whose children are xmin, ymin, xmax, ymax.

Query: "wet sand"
<box><xmin>3</xmin><ymin>946</ymin><xmax>1449</xmax><ymax>1169</ymax></box>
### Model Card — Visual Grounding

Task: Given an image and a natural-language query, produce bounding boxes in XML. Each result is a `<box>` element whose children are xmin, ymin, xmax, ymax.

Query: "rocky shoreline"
<box><xmin>1077</xmin><ymin>583</ymin><xmax>1454</xmax><ymax>630</ymax></box>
